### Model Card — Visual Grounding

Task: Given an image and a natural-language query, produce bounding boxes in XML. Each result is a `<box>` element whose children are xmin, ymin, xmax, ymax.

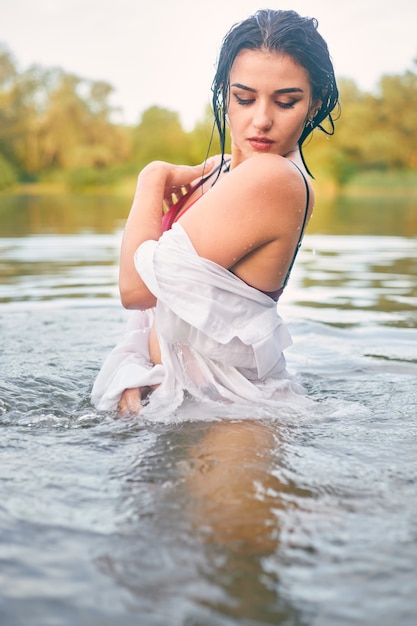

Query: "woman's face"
<box><xmin>227</xmin><ymin>48</ymin><xmax>319</xmax><ymax>166</ymax></box>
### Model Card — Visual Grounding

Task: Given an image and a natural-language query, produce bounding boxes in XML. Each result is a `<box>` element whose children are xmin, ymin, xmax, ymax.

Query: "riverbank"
<box><xmin>2</xmin><ymin>169</ymin><xmax>417</xmax><ymax>199</ymax></box>
<box><xmin>337</xmin><ymin>169</ymin><xmax>417</xmax><ymax>198</ymax></box>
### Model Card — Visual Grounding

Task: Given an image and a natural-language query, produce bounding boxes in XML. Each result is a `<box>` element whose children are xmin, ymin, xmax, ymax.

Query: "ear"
<box><xmin>309</xmin><ymin>99</ymin><xmax>322</xmax><ymax>120</ymax></box>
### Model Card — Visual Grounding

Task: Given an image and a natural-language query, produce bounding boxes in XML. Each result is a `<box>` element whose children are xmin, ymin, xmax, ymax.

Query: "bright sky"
<box><xmin>1</xmin><ymin>0</ymin><xmax>416</xmax><ymax>128</ymax></box>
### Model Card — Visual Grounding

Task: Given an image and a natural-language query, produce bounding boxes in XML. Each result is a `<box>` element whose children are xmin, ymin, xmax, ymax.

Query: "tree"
<box><xmin>41</xmin><ymin>73</ymin><xmax>130</xmax><ymax>171</ymax></box>
<box><xmin>0</xmin><ymin>49</ymin><xmax>132</xmax><ymax>183</ymax></box>
<box><xmin>305</xmin><ymin>69</ymin><xmax>417</xmax><ymax>187</ymax></box>
<box><xmin>188</xmin><ymin>105</ymin><xmax>231</xmax><ymax>163</ymax></box>
<box><xmin>132</xmin><ymin>106</ymin><xmax>193</xmax><ymax>169</ymax></box>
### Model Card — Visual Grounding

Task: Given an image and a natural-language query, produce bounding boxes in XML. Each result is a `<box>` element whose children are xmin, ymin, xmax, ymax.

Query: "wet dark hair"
<box><xmin>211</xmin><ymin>9</ymin><xmax>339</xmax><ymax>175</ymax></box>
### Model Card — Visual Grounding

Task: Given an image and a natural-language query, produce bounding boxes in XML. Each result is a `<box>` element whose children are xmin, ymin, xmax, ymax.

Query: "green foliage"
<box><xmin>0</xmin><ymin>45</ymin><xmax>131</xmax><ymax>183</ymax></box>
<box><xmin>132</xmin><ymin>106</ymin><xmax>193</xmax><ymax>168</ymax></box>
<box><xmin>62</xmin><ymin>162</ymin><xmax>137</xmax><ymax>192</ymax></box>
<box><xmin>305</xmin><ymin>70</ymin><xmax>417</xmax><ymax>186</ymax></box>
<box><xmin>0</xmin><ymin>152</ymin><xmax>17</xmax><ymax>189</ymax></box>
<box><xmin>187</xmin><ymin>105</ymin><xmax>231</xmax><ymax>162</ymax></box>
<box><xmin>0</xmin><ymin>42</ymin><xmax>416</xmax><ymax>191</ymax></box>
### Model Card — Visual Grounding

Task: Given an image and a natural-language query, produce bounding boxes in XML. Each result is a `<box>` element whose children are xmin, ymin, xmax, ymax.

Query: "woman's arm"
<box><xmin>119</xmin><ymin>159</ymin><xmax>214</xmax><ymax>309</ymax></box>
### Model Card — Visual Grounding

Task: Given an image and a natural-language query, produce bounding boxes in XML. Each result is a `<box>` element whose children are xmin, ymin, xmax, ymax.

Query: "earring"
<box><xmin>306</xmin><ymin>111</ymin><xmax>318</xmax><ymax>128</ymax></box>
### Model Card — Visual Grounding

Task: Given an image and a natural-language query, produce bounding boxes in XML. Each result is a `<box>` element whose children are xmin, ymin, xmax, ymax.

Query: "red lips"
<box><xmin>248</xmin><ymin>137</ymin><xmax>274</xmax><ymax>151</ymax></box>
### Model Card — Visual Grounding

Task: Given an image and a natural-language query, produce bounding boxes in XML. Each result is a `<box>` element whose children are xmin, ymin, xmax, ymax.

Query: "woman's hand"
<box><xmin>139</xmin><ymin>159</ymin><xmax>215</xmax><ymax>210</ymax></box>
<box><xmin>119</xmin><ymin>158</ymin><xmax>214</xmax><ymax>310</ymax></box>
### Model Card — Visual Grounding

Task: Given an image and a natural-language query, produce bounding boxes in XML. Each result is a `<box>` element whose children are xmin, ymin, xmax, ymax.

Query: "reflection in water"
<box><xmin>186</xmin><ymin>420</ymin><xmax>295</xmax><ymax>550</ymax></box>
<box><xmin>0</xmin><ymin>193</ymin><xmax>128</xmax><ymax>305</ymax></box>
<box><xmin>311</xmin><ymin>194</ymin><xmax>417</xmax><ymax>237</ymax></box>
<box><xmin>283</xmin><ymin>235</ymin><xmax>417</xmax><ymax>328</ymax></box>
<box><xmin>1</xmin><ymin>191</ymin><xmax>416</xmax><ymax>237</ymax></box>
<box><xmin>1</xmin><ymin>192</ymin><xmax>417</xmax><ymax>625</ymax></box>
<box><xmin>183</xmin><ymin>420</ymin><xmax>312</xmax><ymax>623</ymax></box>
<box><xmin>0</xmin><ymin>233</ymin><xmax>121</xmax><ymax>305</ymax></box>
<box><xmin>0</xmin><ymin>192</ymin><xmax>130</xmax><ymax>236</ymax></box>
<box><xmin>95</xmin><ymin>420</ymin><xmax>313</xmax><ymax>624</ymax></box>
<box><xmin>2</xmin><ymin>193</ymin><xmax>416</xmax><ymax>325</ymax></box>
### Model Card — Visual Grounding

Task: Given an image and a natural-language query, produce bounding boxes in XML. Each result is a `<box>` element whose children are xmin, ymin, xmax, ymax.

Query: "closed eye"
<box><xmin>277</xmin><ymin>101</ymin><xmax>296</xmax><ymax>109</ymax></box>
<box><xmin>234</xmin><ymin>94</ymin><xmax>298</xmax><ymax>109</ymax></box>
<box><xmin>235</xmin><ymin>95</ymin><xmax>255</xmax><ymax>105</ymax></box>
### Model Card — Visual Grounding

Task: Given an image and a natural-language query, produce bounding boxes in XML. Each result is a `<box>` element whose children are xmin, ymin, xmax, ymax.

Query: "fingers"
<box><xmin>193</xmin><ymin>157</ymin><xmax>215</xmax><ymax>181</ymax></box>
<box><xmin>163</xmin><ymin>183</ymin><xmax>193</xmax><ymax>208</ymax></box>
<box><xmin>163</xmin><ymin>158</ymin><xmax>215</xmax><ymax>206</ymax></box>
<box><xmin>198</xmin><ymin>157</ymin><xmax>216</xmax><ymax>173</ymax></box>
<box><xmin>170</xmin><ymin>158</ymin><xmax>216</xmax><ymax>187</ymax></box>
<box><xmin>117</xmin><ymin>387</ymin><xmax>142</xmax><ymax>416</ymax></box>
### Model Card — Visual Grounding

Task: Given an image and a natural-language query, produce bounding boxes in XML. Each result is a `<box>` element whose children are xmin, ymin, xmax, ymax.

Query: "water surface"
<box><xmin>1</xmin><ymin>192</ymin><xmax>416</xmax><ymax>626</ymax></box>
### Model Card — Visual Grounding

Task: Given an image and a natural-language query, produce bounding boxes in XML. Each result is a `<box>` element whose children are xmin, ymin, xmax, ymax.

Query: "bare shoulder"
<box><xmin>233</xmin><ymin>154</ymin><xmax>307</xmax><ymax>197</ymax></box>
<box><xmin>182</xmin><ymin>154</ymin><xmax>310</xmax><ymax>228</ymax></box>
<box><xmin>213</xmin><ymin>154</ymin><xmax>312</xmax><ymax>222</ymax></box>
<box><xmin>179</xmin><ymin>153</ymin><xmax>311</xmax><ymax>270</ymax></box>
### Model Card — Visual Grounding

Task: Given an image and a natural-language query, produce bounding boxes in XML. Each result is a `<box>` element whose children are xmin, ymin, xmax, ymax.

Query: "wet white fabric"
<box><xmin>91</xmin><ymin>223</ymin><xmax>306</xmax><ymax>418</ymax></box>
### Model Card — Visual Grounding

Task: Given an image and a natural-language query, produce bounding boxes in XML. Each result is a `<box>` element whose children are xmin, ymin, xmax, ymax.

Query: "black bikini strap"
<box><xmin>290</xmin><ymin>160</ymin><xmax>310</xmax><ymax>238</ymax></box>
<box><xmin>279</xmin><ymin>161</ymin><xmax>310</xmax><ymax>289</ymax></box>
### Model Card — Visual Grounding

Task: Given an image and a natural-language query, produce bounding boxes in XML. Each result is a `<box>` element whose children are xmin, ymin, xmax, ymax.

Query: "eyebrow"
<box><xmin>231</xmin><ymin>82</ymin><xmax>304</xmax><ymax>95</ymax></box>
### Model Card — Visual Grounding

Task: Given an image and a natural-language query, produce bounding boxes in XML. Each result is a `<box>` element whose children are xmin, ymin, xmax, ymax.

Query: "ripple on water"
<box><xmin>1</xmin><ymin>273</ymin><xmax>417</xmax><ymax>623</ymax></box>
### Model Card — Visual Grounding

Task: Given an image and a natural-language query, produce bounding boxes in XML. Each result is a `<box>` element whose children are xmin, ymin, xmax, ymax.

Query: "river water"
<box><xmin>1</xmin><ymin>192</ymin><xmax>416</xmax><ymax>626</ymax></box>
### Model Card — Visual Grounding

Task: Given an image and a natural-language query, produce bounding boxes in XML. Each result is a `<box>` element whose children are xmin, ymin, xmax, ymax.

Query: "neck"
<box><xmin>284</xmin><ymin>148</ymin><xmax>300</xmax><ymax>159</ymax></box>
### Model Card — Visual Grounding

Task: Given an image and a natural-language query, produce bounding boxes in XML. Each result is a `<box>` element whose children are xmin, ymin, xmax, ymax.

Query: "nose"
<box><xmin>253</xmin><ymin>102</ymin><xmax>273</xmax><ymax>131</ymax></box>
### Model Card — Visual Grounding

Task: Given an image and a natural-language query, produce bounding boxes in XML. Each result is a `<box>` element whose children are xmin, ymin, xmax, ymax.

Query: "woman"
<box><xmin>92</xmin><ymin>9</ymin><xmax>339</xmax><ymax>417</ymax></box>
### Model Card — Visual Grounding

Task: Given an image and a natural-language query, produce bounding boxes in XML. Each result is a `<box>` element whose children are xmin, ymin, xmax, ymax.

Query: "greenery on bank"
<box><xmin>1</xmin><ymin>44</ymin><xmax>416</xmax><ymax>195</ymax></box>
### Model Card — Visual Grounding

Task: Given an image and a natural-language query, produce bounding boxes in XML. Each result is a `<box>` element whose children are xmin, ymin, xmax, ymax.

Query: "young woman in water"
<box><xmin>92</xmin><ymin>9</ymin><xmax>339</xmax><ymax>417</ymax></box>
